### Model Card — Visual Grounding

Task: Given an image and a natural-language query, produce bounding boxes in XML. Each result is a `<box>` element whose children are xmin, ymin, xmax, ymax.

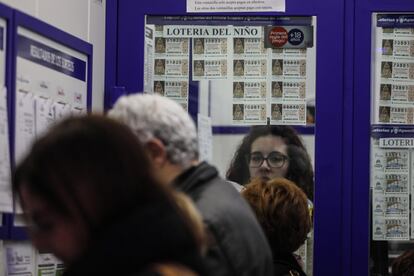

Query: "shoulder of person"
<box><xmin>226</xmin><ymin>180</ymin><xmax>243</xmax><ymax>192</ymax></box>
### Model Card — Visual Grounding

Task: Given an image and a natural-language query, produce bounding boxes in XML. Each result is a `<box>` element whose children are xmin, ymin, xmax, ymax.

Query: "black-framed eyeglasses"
<box><xmin>247</xmin><ymin>151</ymin><xmax>289</xmax><ymax>168</ymax></box>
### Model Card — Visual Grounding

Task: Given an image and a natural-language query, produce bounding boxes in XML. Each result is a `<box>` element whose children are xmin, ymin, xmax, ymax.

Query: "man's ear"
<box><xmin>146</xmin><ymin>139</ymin><xmax>168</xmax><ymax>167</ymax></box>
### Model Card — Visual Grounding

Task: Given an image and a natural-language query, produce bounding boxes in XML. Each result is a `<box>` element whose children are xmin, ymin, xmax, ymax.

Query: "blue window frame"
<box><xmin>108</xmin><ymin>0</ymin><xmax>346</xmax><ymax>274</ymax></box>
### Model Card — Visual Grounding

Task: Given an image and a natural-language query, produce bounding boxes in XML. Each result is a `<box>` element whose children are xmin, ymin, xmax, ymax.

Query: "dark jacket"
<box><xmin>173</xmin><ymin>162</ymin><xmax>274</xmax><ymax>276</ymax></box>
<box><xmin>63</xmin><ymin>201</ymin><xmax>205</xmax><ymax>276</ymax></box>
<box><xmin>273</xmin><ymin>253</ymin><xmax>307</xmax><ymax>276</ymax></box>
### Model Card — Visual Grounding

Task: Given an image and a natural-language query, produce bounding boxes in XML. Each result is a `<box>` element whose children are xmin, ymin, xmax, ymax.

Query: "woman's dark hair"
<box><xmin>13</xmin><ymin>115</ymin><xmax>177</xmax><ymax>230</ymax></box>
<box><xmin>226</xmin><ymin>125</ymin><xmax>314</xmax><ymax>200</ymax></box>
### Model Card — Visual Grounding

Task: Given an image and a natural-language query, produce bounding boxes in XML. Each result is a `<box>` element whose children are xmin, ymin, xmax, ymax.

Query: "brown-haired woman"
<box><xmin>242</xmin><ymin>178</ymin><xmax>312</xmax><ymax>276</ymax></box>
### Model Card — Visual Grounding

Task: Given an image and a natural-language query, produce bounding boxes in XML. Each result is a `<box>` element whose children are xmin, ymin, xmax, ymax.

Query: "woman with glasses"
<box><xmin>226</xmin><ymin>125</ymin><xmax>313</xmax><ymax>201</ymax></box>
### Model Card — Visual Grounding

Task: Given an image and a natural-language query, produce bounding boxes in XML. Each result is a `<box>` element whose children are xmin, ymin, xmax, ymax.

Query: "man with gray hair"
<box><xmin>109</xmin><ymin>94</ymin><xmax>273</xmax><ymax>276</ymax></box>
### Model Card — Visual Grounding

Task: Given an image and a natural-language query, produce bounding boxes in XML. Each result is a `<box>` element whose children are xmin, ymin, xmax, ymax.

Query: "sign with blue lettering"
<box><xmin>372</xmin><ymin>125</ymin><xmax>414</xmax><ymax>139</ymax></box>
<box><xmin>17</xmin><ymin>35</ymin><xmax>86</xmax><ymax>81</ymax></box>
<box><xmin>377</xmin><ymin>14</ymin><xmax>414</xmax><ymax>28</ymax></box>
<box><xmin>14</xmin><ymin>27</ymin><xmax>89</xmax><ymax>166</ymax></box>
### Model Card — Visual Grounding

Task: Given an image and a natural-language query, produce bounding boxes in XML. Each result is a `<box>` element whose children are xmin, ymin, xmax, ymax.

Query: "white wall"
<box><xmin>0</xmin><ymin>0</ymin><xmax>106</xmax><ymax>112</ymax></box>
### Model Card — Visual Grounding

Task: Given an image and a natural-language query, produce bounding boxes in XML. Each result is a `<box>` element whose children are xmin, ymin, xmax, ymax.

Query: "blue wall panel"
<box><xmin>0</xmin><ymin>2</ymin><xmax>14</xmax><ymax>240</ymax></box>
<box><xmin>352</xmin><ymin>1</ymin><xmax>414</xmax><ymax>275</ymax></box>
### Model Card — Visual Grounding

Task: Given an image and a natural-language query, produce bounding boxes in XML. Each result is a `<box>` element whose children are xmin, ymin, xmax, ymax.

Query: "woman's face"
<box><xmin>383</xmin><ymin>40</ymin><xmax>392</xmax><ymax>52</ymax></box>
<box><xmin>195</xmin><ymin>39</ymin><xmax>203</xmax><ymax>52</ymax></box>
<box><xmin>383</xmin><ymin>62</ymin><xmax>391</xmax><ymax>75</ymax></box>
<box><xmin>20</xmin><ymin>186</ymin><xmax>90</xmax><ymax>265</ymax></box>
<box><xmin>195</xmin><ymin>61</ymin><xmax>203</xmax><ymax>72</ymax></box>
<box><xmin>156</xmin><ymin>38</ymin><xmax>164</xmax><ymax>51</ymax></box>
<box><xmin>273</xmin><ymin>60</ymin><xmax>282</xmax><ymax>74</ymax></box>
<box><xmin>235</xmin><ymin>61</ymin><xmax>243</xmax><ymax>73</ymax></box>
<box><xmin>154</xmin><ymin>82</ymin><xmax>163</xmax><ymax>93</ymax></box>
<box><xmin>235</xmin><ymin>39</ymin><xmax>243</xmax><ymax>52</ymax></box>
<box><xmin>248</xmin><ymin>135</ymin><xmax>289</xmax><ymax>182</ymax></box>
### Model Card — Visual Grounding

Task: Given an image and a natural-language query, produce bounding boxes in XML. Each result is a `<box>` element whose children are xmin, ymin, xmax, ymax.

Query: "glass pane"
<box><xmin>370</xmin><ymin>13</ymin><xmax>414</xmax><ymax>276</ymax></box>
<box><xmin>144</xmin><ymin>15</ymin><xmax>316</xmax><ymax>275</ymax></box>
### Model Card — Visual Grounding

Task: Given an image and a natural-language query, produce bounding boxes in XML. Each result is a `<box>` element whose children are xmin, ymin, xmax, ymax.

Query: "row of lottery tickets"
<box><xmin>371</xmin><ymin>142</ymin><xmax>414</xmax><ymax>240</ymax></box>
<box><xmin>150</xmin><ymin>26</ymin><xmax>310</xmax><ymax>125</ymax></box>
<box><xmin>376</xmin><ymin>28</ymin><xmax>414</xmax><ymax>124</ymax></box>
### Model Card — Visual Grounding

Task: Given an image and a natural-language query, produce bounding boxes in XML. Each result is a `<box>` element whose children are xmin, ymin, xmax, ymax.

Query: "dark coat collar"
<box><xmin>172</xmin><ymin>162</ymin><xmax>218</xmax><ymax>192</ymax></box>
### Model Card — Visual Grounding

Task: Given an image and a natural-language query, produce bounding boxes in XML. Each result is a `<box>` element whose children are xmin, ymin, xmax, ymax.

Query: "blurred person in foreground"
<box><xmin>13</xmin><ymin>115</ymin><xmax>206</xmax><ymax>276</ymax></box>
<box><xmin>109</xmin><ymin>93</ymin><xmax>273</xmax><ymax>276</ymax></box>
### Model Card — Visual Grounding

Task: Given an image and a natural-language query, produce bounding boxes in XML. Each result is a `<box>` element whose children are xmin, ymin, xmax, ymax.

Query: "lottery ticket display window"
<box><xmin>370</xmin><ymin>13</ymin><xmax>414</xmax><ymax>275</ymax></box>
<box><xmin>144</xmin><ymin>16</ymin><xmax>315</xmax><ymax>126</ymax></box>
<box><xmin>144</xmin><ymin>15</ymin><xmax>316</xmax><ymax>275</ymax></box>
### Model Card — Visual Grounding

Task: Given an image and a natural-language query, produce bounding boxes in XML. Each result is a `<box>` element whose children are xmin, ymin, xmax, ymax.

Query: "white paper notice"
<box><xmin>35</xmin><ymin>253</ymin><xmax>61</xmax><ymax>276</ymax></box>
<box><xmin>0</xmin><ymin>87</ymin><xmax>12</xmax><ymax>212</ymax></box>
<box><xmin>187</xmin><ymin>0</ymin><xmax>285</xmax><ymax>13</ymax></box>
<box><xmin>4</xmin><ymin>242</ymin><xmax>35</xmax><ymax>276</ymax></box>
<box><xmin>71</xmin><ymin>107</ymin><xmax>85</xmax><ymax>116</ymax></box>
<box><xmin>197</xmin><ymin>114</ymin><xmax>213</xmax><ymax>162</ymax></box>
<box><xmin>144</xmin><ymin>25</ymin><xmax>155</xmax><ymax>94</ymax></box>
<box><xmin>54</xmin><ymin>102</ymin><xmax>72</xmax><ymax>121</ymax></box>
<box><xmin>15</xmin><ymin>91</ymin><xmax>35</xmax><ymax>165</ymax></box>
<box><xmin>34</xmin><ymin>97</ymin><xmax>54</xmax><ymax>138</ymax></box>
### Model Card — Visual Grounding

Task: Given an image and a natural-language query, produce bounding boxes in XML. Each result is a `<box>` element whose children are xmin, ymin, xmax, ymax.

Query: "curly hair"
<box><xmin>226</xmin><ymin>125</ymin><xmax>314</xmax><ymax>200</ymax></box>
<box><xmin>108</xmin><ymin>94</ymin><xmax>198</xmax><ymax>168</ymax></box>
<box><xmin>242</xmin><ymin>177</ymin><xmax>312</xmax><ymax>256</ymax></box>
